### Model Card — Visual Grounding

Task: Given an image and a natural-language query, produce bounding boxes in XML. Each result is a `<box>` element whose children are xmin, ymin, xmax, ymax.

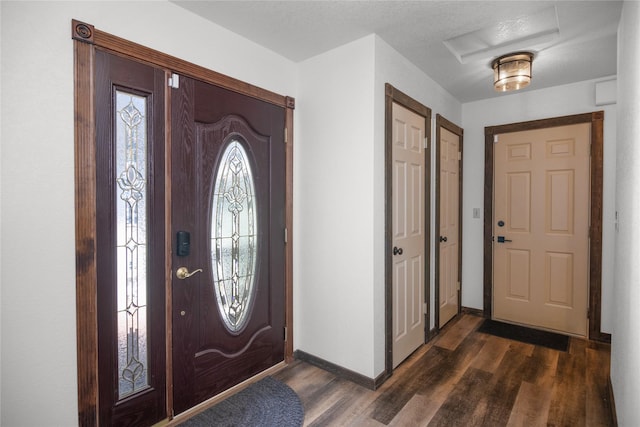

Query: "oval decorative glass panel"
<box><xmin>211</xmin><ymin>139</ymin><xmax>258</xmax><ymax>334</ymax></box>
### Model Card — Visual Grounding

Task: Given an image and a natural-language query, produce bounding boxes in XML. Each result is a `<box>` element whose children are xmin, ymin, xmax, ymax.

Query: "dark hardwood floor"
<box><xmin>274</xmin><ymin>314</ymin><xmax>614</xmax><ymax>426</ymax></box>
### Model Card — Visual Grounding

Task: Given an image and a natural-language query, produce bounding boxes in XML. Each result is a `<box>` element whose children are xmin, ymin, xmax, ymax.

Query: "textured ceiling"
<box><xmin>171</xmin><ymin>1</ymin><xmax>622</xmax><ymax>103</ymax></box>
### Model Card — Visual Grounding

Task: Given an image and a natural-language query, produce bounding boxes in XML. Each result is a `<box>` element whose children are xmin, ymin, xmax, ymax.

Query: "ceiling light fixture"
<box><xmin>491</xmin><ymin>52</ymin><xmax>534</xmax><ymax>92</ymax></box>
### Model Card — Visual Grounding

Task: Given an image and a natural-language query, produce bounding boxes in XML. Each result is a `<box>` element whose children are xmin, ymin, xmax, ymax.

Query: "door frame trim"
<box><xmin>483</xmin><ymin>111</ymin><xmax>608</xmax><ymax>342</ymax></box>
<box><xmin>72</xmin><ymin>20</ymin><xmax>295</xmax><ymax>425</ymax></box>
<box><xmin>434</xmin><ymin>114</ymin><xmax>463</xmax><ymax>329</ymax></box>
<box><xmin>384</xmin><ymin>84</ymin><xmax>432</xmax><ymax>377</ymax></box>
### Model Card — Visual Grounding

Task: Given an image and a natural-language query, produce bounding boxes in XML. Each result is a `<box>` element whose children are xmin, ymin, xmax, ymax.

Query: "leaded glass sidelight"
<box><xmin>115</xmin><ymin>91</ymin><xmax>149</xmax><ymax>398</ymax></box>
<box><xmin>211</xmin><ymin>140</ymin><xmax>258</xmax><ymax>334</ymax></box>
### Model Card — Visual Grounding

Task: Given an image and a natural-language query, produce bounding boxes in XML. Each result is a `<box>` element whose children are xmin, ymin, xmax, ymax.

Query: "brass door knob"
<box><xmin>176</xmin><ymin>267</ymin><xmax>203</xmax><ymax>280</ymax></box>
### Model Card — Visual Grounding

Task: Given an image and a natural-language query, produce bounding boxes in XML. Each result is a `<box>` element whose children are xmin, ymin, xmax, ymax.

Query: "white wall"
<box><xmin>294</xmin><ymin>35</ymin><xmax>377</xmax><ymax>377</ymax></box>
<box><xmin>0</xmin><ymin>2</ymin><xmax>296</xmax><ymax>425</ymax></box>
<box><xmin>462</xmin><ymin>78</ymin><xmax>617</xmax><ymax>333</ymax></box>
<box><xmin>293</xmin><ymin>34</ymin><xmax>462</xmax><ymax>379</ymax></box>
<box><xmin>611</xmin><ymin>2</ymin><xmax>640</xmax><ymax>425</ymax></box>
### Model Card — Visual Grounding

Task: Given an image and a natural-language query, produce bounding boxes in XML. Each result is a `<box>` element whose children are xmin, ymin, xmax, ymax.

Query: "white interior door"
<box><xmin>493</xmin><ymin>123</ymin><xmax>590</xmax><ymax>336</ymax></box>
<box><xmin>391</xmin><ymin>102</ymin><xmax>426</xmax><ymax>368</ymax></box>
<box><xmin>438</xmin><ymin>127</ymin><xmax>460</xmax><ymax>327</ymax></box>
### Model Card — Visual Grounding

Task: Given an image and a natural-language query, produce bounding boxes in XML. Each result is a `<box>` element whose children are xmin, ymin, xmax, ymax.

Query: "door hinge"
<box><xmin>587</xmin><ymin>307</ymin><xmax>590</xmax><ymax>318</ymax></box>
<box><xmin>458</xmin><ymin>151</ymin><xmax>462</xmax><ymax>161</ymax></box>
<box><xmin>284</xmin><ymin>228</ymin><xmax>288</xmax><ymax>244</ymax></box>
<box><xmin>457</xmin><ymin>281</ymin><xmax>461</xmax><ymax>291</ymax></box>
<box><xmin>423</xmin><ymin>302</ymin><xmax>427</xmax><ymax>313</ymax></box>
<box><xmin>494</xmin><ymin>135</ymin><xmax>499</xmax><ymax>143</ymax></box>
<box><xmin>168</xmin><ymin>73</ymin><xmax>180</xmax><ymax>89</ymax></box>
<box><xmin>284</xmin><ymin>128</ymin><xmax>288</xmax><ymax>143</ymax></box>
<box><xmin>424</xmin><ymin>137</ymin><xmax>429</xmax><ymax>149</ymax></box>
<box><xmin>284</xmin><ymin>326</ymin><xmax>288</xmax><ymax>341</ymax></box>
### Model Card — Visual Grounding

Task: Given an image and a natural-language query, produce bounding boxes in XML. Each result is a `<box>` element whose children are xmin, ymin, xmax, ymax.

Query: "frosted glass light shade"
<box><xmin>492</xmin><ymin>52</ymin><xmax>533</xmax><ymax>92</ymax></box>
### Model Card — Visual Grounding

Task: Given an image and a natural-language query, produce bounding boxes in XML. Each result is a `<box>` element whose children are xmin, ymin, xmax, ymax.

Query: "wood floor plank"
<box><xmin>305</xmin><ymin>380</ymin><xmax>373</xmax><ymax>427</ymax></box>
<box><xmin>524</xmin><ymin>345</ymin><xmax>559</xmax><ymax>388</ymax></box>
<box><xmin>368</xmin><ymin>346</ymin><xmax>452</xmax><ymax>424</ymax></box>
<box><xmin>427</xmin><ymin>367</ymin><xmax>494</xmax><ymax>427</ymax></box>
<box><xmin>370</xmin><ymin>329</ymin><xmax>488</xmax><ymax>424</ymax></box>
<box><xmin>283</xmin><ymin>365</ymin><xmax>336</xmax><ymax>402</ymax></box>
<box><xmin>296</xmin><ymin>377</ymin><xmax>353</xmax><ymax>424</ymax></box>
<box><xmin>547</xmin><ymin>339</ymin><xmax>587</xmax><ymax>427</ymax></box>
<box><xmin>469</xmin><ymin>342</ymin><xmax>540</xmax><ymax>426</ymax></box>
<box><xmin>274</xmin><ymin>360</ymin><xmax>319</xmax><ymax>388</ymax></box>
<box><xmin>506</xmin><ymin>381</ymin><xmax>552</xmax><ymax>427</ymax></box>
<box><xmin>434</xmin><ymin>313</ymin><xmax>483</xmax><ymax>351</ymax></box>
<box><xmin>470</xmin><ymin>335</ymin><xmax>512</xmax><ymax>373</ymax></box>
<box><xmin>275</xmin><ymin>314</ymin><xmax>614</xmax><ymax>427</ymax></box>
<box><xmin>387</xmin><ymin>394</ymin><xmax>439</xmax><ymax>427</ymax></box>
<box><xmin>374</xmin><ymin>340</ymin><xmax>437</xmax><ymax>392</ymax></box>
<box><xmin>416</xmin><ymin>332</ymin><xmax>487</xmax><ymax>396</ymax></box>
<box><xmin>585</xmin><ymin>343</ymin><xmax>614</xmax><ymax>426</ymax></box>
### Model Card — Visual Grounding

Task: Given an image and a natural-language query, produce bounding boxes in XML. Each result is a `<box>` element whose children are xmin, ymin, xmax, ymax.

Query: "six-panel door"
<box><xmin>493</xmin><ymin>123</ymin><xmax>590</xmax><ymax>336</ymax></box>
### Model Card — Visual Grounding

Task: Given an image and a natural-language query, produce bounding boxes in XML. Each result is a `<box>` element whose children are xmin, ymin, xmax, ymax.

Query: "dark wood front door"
<box><xmin>171</xmin><ymin>76</ymin><xmax>287</xmax><ymax>414</ymax></box>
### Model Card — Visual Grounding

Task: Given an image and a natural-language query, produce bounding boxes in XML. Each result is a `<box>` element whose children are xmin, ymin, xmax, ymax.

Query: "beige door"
<box><xmin>438</xmin><ymin>127</ymin><xmax>460</xmax><ymax>327</ymax></box>
<box><xmin>392</xmin><ymin>102</ymin><xmax>426</xmax><ymax>368</ymax></box>
<box><xmin>493</xmin><ymin>123</ymin><xmax>590</xmax><ymax>336</ymax></box>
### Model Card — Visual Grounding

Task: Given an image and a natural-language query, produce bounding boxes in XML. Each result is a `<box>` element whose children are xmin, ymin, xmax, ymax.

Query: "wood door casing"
<box><xmin>171</xmin><ymin>76</ymin><xmax>286</xmax><ymax>414</ymax></box>
<box><xmin>493</xmin><ymin>123</ymin><xmax>590</xmax><ymax>336</ymax></box>
<box><xmin>391</xmin><ymin>102</ymin><xmax>426</xmax><ymax>368</ymax></box>
<box><xmin>483</xmin><ymin>112</ymin><xmax>607</xmax><ymax>342</ymax></box>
